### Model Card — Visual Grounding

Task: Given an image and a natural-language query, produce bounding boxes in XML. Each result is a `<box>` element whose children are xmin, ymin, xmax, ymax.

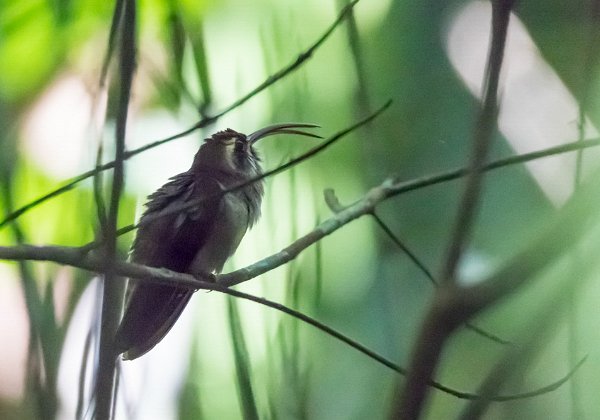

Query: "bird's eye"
<box><xmin>234</xmin><ymin>139</ymin><xmax>245</xmax><ymax>152</ymax></box>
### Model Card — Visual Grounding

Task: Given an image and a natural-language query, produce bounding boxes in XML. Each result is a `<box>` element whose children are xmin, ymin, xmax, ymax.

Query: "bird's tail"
<box><xmin>114</xmin><ymin>282</ymin><xmax>194</xmax><ymax>360</ymax></box>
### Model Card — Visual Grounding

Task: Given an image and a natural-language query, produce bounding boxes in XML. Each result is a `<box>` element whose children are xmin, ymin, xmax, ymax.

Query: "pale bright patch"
<box><xmin>0</xmin><ymin>267</ymin><xmax>28</xmax><ymax>401</ymax></box>
<box><xmin>445</xmin><ymin>1</ymin><xmax>599</xmax><ymax>205</ymax></box>
<box><xmin>22</xmin><ymin>75</ymin><xmax>105</xmax><ymax>179</ymax></box>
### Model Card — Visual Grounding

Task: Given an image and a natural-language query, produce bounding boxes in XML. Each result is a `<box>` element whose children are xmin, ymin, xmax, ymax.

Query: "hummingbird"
<box><xmin>114</xmin><ymin>123</ymin><xmax>320</xmax><ymax>360</ymax></box>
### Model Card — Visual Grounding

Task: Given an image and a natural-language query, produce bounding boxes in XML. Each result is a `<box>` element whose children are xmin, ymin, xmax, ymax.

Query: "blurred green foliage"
<box><xmin>1</xmin><ymin>0</ymin><xmax>600</xmax><ymax>419</ymax></box>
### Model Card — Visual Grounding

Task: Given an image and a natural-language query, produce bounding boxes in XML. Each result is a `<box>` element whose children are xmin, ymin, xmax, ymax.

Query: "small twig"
<box><xmin>0</xmin><ymin>0</ymin><xmax>364</xmax><ymax>230</ymax></box>
<box><xmin>323</xmin><ymin>188</ymin><xmax>345</xmax><ymax>213</ymax></box>
<box><xmin>389</xmin><ymin>137</ymin><xmax>600</xmax><ymax>197</ymax></box>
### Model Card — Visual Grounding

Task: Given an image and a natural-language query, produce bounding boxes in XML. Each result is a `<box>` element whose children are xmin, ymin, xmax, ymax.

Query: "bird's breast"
<box><xmin>188</xmin><ymin>192</ymin><xmax>249</xmax><ymax>276</ymax></box>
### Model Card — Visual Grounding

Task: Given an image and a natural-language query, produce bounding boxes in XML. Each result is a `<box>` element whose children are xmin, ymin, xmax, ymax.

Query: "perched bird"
<box><xmin>114</xmin><ymin>123</ymin><xmax>320</xmax><ymax>360</ymax></box>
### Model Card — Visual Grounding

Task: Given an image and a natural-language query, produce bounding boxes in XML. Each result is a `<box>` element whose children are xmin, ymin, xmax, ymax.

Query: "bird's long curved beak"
<box><xmin>247</xmin><ymin>123</ymin><xmax>321</xmax><ymax>144</ymax></box>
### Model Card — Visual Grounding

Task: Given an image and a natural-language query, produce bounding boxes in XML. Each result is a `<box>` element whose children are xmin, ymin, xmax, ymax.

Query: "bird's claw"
<box><xmin>193</xmin><ymin>271</ymin><xmax>217</xmax><ymax>283</ymax></box>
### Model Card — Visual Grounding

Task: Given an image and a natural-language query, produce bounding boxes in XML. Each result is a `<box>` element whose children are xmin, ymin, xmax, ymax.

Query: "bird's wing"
<box><xmin>115</xmin><ymin>172</ymin><xmax>224</xmax><ymax>360</ymax></box>
<box><xmin>130</xmin><ymin>171</ymin><xmax>223</xmax><ymax>271</ymax></box>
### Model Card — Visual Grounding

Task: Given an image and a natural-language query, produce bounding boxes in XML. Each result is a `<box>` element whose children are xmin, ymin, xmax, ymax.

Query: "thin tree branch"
<box><xmin>393</xmin><ymin>137</ymin><xmax>600</xmax><ymax>195</ymax></box>
<box><xmin>92</xmin><ymin>143</ymin><xmax>108</xmax><ymax>230</ymax></box>
<box><xmin>461</xmin><ymin>356</ymin><xmax>586</xmax><ymax>420</ymax></box>
<box><xmin>0</xmin><ymin>0</ymin><xmax>363</xmax><ymax>230</ymax></box>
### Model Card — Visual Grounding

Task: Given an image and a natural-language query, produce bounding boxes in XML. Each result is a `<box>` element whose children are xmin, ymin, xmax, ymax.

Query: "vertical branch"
<box><xmin>438</xmin><ymin>0</ymin><xmax>514</xmax><ymax>286</ymax></box>
<box><xmin>94</xmin><ymin>0</ymin><xmax>136</xmax><ymax>418</ymax></box>
<box><xmin>391</xmin><ymin>1</ymin><xmax>515</xmax><ymax>418</ymax></box>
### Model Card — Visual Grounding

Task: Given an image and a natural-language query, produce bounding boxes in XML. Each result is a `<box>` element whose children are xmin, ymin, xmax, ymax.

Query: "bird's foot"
<box><xmin>193</xmin><ymin>271</ymin><xmax>217</xmax><ymax>283</ymax></box>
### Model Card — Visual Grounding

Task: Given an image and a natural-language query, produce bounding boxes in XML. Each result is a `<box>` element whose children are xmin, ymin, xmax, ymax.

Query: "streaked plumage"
<box><xmin>114</xmin><ymin>124</ymin><xmax>319</xmax><ymax>360</ymax></box>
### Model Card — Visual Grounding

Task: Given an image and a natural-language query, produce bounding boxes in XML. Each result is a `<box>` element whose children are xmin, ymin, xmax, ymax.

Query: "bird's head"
<box><xmin>192</xmin><ymin>123</ymin><xmax>320</xmax><ymax>177</ymax></box>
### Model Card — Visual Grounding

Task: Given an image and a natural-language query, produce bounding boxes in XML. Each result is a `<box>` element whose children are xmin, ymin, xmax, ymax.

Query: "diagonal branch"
<box><xmin>0</xmin><ymin>0</ymin><xmax>363</xmax><ymax>230</ymax></box>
